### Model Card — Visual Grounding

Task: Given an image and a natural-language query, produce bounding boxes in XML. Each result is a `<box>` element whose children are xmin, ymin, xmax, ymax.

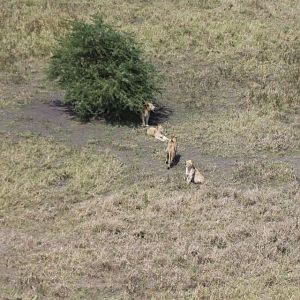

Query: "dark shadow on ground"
<box><xmin>172</xmin><ymin>154</ymin><xmax>181</xmax><ymax>167</ymax></box>
<box><xmin>50</xmin><ymin>99</ymin><xmax>139</xmax><ymax>125</ymax></box>
<box><xmin>50</xmin><ymin>100</ymin><xmax>76</xmax><ymax>117</ymax></box>
<box><xmin>149</xmin><ymin>104</ymin><xmax>173</xmax><ymax>125</ymax></box>
<box><xmin>50</xmin><ymin>100</ymin><xmax>173</xmax><ymax>126</ymax></box>
<box><xmin>166</xmin><ymin>154</ymin><xmax>181</xmax><ymax>169</ymax></box>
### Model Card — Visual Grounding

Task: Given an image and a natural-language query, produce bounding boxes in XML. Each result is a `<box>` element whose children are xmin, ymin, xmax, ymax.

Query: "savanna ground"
<box><xmin>0</xmin><ymin>0</ymin><xmax>300</xmax><ymax>299</ymax></box>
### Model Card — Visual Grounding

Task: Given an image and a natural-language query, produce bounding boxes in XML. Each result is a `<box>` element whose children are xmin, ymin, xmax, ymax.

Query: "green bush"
<box><xmin>47</xmin><ymin>16</ymin><xmax>161</xmax><ymax>122</ymax></box>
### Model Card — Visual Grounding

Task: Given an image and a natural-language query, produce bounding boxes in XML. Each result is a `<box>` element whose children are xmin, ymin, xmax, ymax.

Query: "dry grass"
<box><xmin>1</xmin><ymin>0</ymin><xmax>299</xmax><ymax>109</ymax></box>
<box><xmin>0</xmin><ymin>134</ymin><xmax>123</xmax><ymax>217</ymax></box>
<box><xmin>170</xmin><ymin>108</ymin><xmax>299</xmax><ymax>156</ymax></box>
<box><xmin>233</xmin><ymin>159</ymin><xmax>296</xmax><ymax>185</ymax></box>
<box><xmin>0</xmin><ymin>136</ymin><xmax>300</xmax><ymax>299</ymax></box>
<box><xmin>1</xmin><ymin>0</ymin><xmax>300</xmax><ymax>299</ymax></box>
<box><xmin>1</xmin><ymin>133</ymin><xmax>299</xmax><ymax>299</ymax></box>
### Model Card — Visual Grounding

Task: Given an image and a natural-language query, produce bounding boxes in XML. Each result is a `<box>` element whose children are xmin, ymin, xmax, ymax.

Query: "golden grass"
<box><xmin>171</xmin><ymin>109</ymin><xmax>299</xmax><ymax>156</ymax></box>
<box><xmin>0</xmin><ymin>134</ymin><xmax>123</xmax><ymax>214</ymax></box>
<box><xmin>1</xmin><ymin>0</ymin><xmax>299</xmax><ymax>109</ymax></box>
<box><xmin>233</xmin><ymin>159</ymin><xmax>296</xmax><ymax>185</ymax></box>
<box><xmin>1</xmin><ymin>135</ymin><xmax>299</xmax><ymax>298</ymax></box>
<box><xmin>1</xmin><ymin>0</ymin><xmax>300</xmax><ymax>299</ymax></box>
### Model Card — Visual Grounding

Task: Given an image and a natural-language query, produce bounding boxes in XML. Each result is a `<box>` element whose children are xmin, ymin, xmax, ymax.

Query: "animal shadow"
<box><xmin>172</xmin><ymin>154</ymin><xmax>181</xmax><ymax>167</ymax></box>
<box><xmin>149</xmin><ymin>104</ymin><xmax>173</xmax><ymax>125</ymax></box>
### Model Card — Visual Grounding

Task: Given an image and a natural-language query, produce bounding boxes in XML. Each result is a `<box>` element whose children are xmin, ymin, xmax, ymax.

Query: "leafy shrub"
<box><xmin>47</xmin><ymin>16</ymin><xmax>161</xmax><ymax>122</ymax></box>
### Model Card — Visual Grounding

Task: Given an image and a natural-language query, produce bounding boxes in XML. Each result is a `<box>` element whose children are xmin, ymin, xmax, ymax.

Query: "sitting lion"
<box><xmin>141</xmin><ymin>102</ymin><xmax>155</xmax><ymax>126</ymax></box>
<box><xmin>185</xmin><ymin>160</ymin><xmax>204</xmax><ymax>184</ymax></box>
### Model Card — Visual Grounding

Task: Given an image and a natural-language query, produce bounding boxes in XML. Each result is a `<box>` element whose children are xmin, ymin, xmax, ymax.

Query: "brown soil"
<box><xmin>1</xmin><ymin>93</ymin><xmax>299</xmax><ymax>184</ymax></box>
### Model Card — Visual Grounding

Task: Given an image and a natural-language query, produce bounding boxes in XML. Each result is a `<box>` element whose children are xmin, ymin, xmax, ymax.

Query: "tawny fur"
<box><xmin>185</xmin><ymin>160</ymin><xmax>204</xmax><ymax>184</ymax></box>
<box><xmin>147</xmin><ymin>125</ymin><xmax>169</xmax><ymax>142</ymax></box>
<box><xmin>141</xmin><ymin>102</ymin><xmax>155</xmax><ymax>126</ymax></box>
<box><xmin>165</xmin><ymin>136</ymin><xmax>177</xmax><ymax>169</ymax></box>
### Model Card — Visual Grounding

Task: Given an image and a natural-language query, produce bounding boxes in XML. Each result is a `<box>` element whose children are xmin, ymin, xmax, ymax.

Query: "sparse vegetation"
<box><xmin>172</xmin><ymin>109</ymin><xmax>299</xmax><ymax>156</ymax></box>
<box><xmin>233</xmin><ymin>159</ymin><xmax>296</xmax><ymax>185</ymax></box>
<box><xmin>0</xmin><ymin>0</ymin><xmax>299</xmax><ymax>299</ymax></box>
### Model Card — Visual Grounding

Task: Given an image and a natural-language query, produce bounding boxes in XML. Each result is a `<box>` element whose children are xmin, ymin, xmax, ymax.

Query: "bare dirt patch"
<box><xmin>1</xmin><ymin>92</ymin><xmax>299</xmax><ymax>183</ymax></box>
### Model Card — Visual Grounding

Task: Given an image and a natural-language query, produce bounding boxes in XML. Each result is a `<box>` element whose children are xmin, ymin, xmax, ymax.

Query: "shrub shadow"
<box><xmin>149</xmin><ymin>104</ymin><xmax>173</xmax><ymax>126</ymax></box>
<box><xmin>49</xmin><ymin>101</ymin><xmax>172</xmax><ymax>127</ymax></box>
<box><xmin>50</xmin><ymin>100</ymin><xmax>76</xmax><ymax>117</ymax></box>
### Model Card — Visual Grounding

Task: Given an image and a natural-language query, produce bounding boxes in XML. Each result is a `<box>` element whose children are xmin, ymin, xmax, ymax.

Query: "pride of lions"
<box><xmin>142</xmin><ymin>102</ymin><xmax>205</xmax><ymax>185</ymax></box>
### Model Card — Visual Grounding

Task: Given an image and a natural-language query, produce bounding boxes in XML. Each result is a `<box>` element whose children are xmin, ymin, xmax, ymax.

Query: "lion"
<box><xmin>147</xmin><ymin>125</ymin><xmax>169</xmax><ymax>142</ymax></box>
<box><xmin>141</xmin><ymin>102</ymin><xmax>155</xmax><ymax>126</ymax></box>
<box><xmin>166</xmin><ymin>136</ymin><xmax>177</xmax><ymax>169</ymax></box>
<box><xmin>185</xmin><ymin>160</ymin><xmax>204</xmax><ymax>184</ymax></box>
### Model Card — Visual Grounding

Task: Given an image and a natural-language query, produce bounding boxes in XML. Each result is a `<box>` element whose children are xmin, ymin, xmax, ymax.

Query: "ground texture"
<box><xmin>0</xmin><ymin>1</ymin><xmax>299</xmax><ymax>299</ymax></box>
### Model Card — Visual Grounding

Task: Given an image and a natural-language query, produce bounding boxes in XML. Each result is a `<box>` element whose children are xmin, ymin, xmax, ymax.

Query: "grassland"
<box><xmin>0</xmin><ymin>0</ymin><xmax>299</xmax><ymax>299</ymax></box>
